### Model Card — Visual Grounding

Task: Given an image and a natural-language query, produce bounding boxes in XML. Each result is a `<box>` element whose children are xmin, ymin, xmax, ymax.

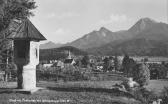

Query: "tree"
<box><xmin>133</xmin><ymin>63</ymin><xmax>150</xmax><ymax>87</ymax></box>
<box><xmin>0</xmin><ymin>0</ymin><xmax>36</xmax><ymax>83</ymax></box>
<box><xmin>128</xmin><ymin>58</ymin><xmax>137</xmax><ymax>76</ymax></box>
<box><xmin>75</xmin><ymin>59</ymin><xmax>82</xmax><ymax>67</ymax></box>
<box><xmin>122</xmin><ymin>54</ymin><xmax>130</xmax><ymax>73</ymax></box>
<box><xmin>81</xmin><ymin>55</ymin><xmax>90</xmax><ymax>68</ymax></box>
<box><xmin>0</xmin><ymin>0</ymin><xmax>36</xmax><ymax>31</ymax></box>
<box><xmin>122</xmin><ymin>54</ymin><xmax>130</xmax><ymax>76</ymax></box>
<box><xmin>122</xmin><ymin>54</ymin><xmax>136</xmax><ymax>77</ymax></box>
<box><xmin>114</xmin><ymin>54</ymin><xmax>119</xmax><ymax>71</ymax></box>
<box><xmin>144</xmin><ymin>58</ymin><xmax>148</xmax><ymax>63</ymax></box>
<box><xmin>103</xmin><ymin>57</ymin><xmax>110</xmax><ymax>72</ymax></box>
<box><xmin>158</xmin><ymin>64</ymin><xmax>167</xmax><ymax>79</ymax></box>
<box><xmin>103</xmin><ymin>57</ymin><xmax>113</xmax><ymax>72</ymax></box>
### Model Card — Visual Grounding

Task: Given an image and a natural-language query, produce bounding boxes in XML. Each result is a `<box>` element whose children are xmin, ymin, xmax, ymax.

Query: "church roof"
<box><xmin>7</xmin><ymin>19</ymin><xmax>46</xmax><ymax>41</ymax></box>
<box><xmin>64</xmin><ymin>59</ymin><xmax>74</xmax><ymax>64</ymax></box>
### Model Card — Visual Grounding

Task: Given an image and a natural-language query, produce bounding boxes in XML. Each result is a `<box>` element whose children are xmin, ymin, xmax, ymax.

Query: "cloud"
<box><xmin>99</xmin><ymin>14</ymin><xmax>131</xmax><ymax>25</ymax></box>
<box><xmin>48</xmin><ymin>28</ymin><xmax>74</xmax><ymax>43</ymax></box>
<box><xmin>46</xmin><ymin>13</ymin><xmax>56</xmax><ymax>18</ymax></box>
<box><xmin>54</xmin><ymin>28</ymin><xmax>69</xmax><ymax>35</ymax></box>
<box><xmin>46</xmin><ymin>12</ymin><xmax>79</xmax><ymax>19</ymax></box>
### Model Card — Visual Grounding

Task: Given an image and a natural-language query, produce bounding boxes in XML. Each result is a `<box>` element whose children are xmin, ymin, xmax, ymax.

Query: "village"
<box><xmin>37</xmin><ymin>51</ymin><xmax>168</xmax><ymax>80</ymax></box>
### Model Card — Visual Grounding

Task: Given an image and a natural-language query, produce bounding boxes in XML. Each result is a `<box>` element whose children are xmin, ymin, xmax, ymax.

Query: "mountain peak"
<box><xmin>99</xmin><ymin>27</ymin><xmax>106</xmax><ymax>31</ymax></box>
<box><xmin>129</xmin><ymin>17</ymin><xmax>157</xmax><ymax>34</ymax></box>
<box><xmin>139</xmin><ymin>17</ymin><xmax>157</xmax><ymax>24</ymax></box>
<box><xmin>99</xmin><ymin>27</ymin><xmax>111</xmax><ymax>33</ymax></box>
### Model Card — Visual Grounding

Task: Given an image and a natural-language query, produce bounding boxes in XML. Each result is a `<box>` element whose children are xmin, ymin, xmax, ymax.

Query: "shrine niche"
<box><xmin>8</xmin><ymin>19</ymin><xmax>46</xmax><ymax>91</ymax></box>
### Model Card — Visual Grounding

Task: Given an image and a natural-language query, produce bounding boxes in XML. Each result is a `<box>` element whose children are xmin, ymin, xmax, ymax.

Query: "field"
<box><xmin>145</xmin><ymin>80</ymin><xmax>168</xmax><ymax>94</ymax></box>
<box><xmin>0</xmin><ymin>80</ymin><xmax>167</xmax><ymax>104</ymax></box>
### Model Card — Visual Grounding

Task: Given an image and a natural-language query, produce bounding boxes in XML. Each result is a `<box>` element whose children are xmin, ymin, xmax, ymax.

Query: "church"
<box><xmin>64</xmin><ymin>51</ymin><xmax>76</xmax><ymax>66</ymax></box>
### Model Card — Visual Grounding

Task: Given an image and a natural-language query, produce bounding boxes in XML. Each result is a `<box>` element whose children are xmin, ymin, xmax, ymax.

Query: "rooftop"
<box><xmin>8</xmin><ymin>19</ymin><xmax>46</xmax><ymax>41</ymax></box>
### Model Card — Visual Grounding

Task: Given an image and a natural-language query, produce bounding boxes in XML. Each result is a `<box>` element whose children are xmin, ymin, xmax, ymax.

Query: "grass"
<box><xmin>0</xmin><ymin>90</ymin><xmax>139</xmax><ymax>104</ymax></box>
<box><xmin>145</xmin><ymin>80</ymin><xmax>168</xmax><ymax>95</ymax></box>
<box><xmin>0</xmin><ymin>80</ymin><xmax>167</xmax><ymax>104</ymax></box>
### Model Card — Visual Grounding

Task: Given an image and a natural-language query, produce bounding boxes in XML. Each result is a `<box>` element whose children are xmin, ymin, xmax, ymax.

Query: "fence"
<box><xmin>36</xmin><ymin>71</ymin><xmax>127</xmax><ymax>82</ymax></box>
<box><xmin>0</xmin><ymin>70</ymin><xmax>126</xmax><ymax>84</ymax></box>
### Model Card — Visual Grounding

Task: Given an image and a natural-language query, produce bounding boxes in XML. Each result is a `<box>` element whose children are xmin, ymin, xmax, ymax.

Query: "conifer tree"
<box><xmin>0</xmin><ymin>0</ymin><xmax>37</xmax><ymax>81</ymax></box>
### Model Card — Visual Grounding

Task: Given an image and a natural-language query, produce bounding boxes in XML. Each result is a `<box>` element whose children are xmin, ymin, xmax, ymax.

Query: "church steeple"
<box><xmin>67</xmin><ymin>50</ymin><xmax>72</xmax><ymax>59</ymax></box>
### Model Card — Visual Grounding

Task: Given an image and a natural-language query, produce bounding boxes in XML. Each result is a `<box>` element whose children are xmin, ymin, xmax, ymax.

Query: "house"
<box><xmin>43</xmin><ymin>64</ymin><xmax>53</xmax><ymax>68</ymax></box>
<box><xmin>96</xmin><ymin>65</ymin><xmax>103</xmax><ymax>70</ymax></box>
<box><xmin>52</xmin><ymin>60</ymin><xmax>64</xmax><ymax>69</ymax></box>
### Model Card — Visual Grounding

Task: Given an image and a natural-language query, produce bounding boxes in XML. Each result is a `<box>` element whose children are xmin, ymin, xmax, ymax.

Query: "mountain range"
<box><xmin>40</xmin><ymin>41</ymin><xmax>63</xmax><ymax>49</ymax></box>
<box><xmin>40</xmin><ymin>18</ymin><xmax>168</xmax><ymax>56</ymax></box>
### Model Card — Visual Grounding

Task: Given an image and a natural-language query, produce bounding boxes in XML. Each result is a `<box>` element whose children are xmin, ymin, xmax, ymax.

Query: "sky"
<box><xmin>30</xmin><ymin>0</ymin><xmax>167</xmax><ymax>44</ymax></box>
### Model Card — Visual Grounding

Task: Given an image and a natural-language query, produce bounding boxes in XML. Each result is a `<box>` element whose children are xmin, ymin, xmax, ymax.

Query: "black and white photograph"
<box><xmin>0</xmin><ymin>0</ymin><xmax>168</xmax><ymax>104</ymax></box>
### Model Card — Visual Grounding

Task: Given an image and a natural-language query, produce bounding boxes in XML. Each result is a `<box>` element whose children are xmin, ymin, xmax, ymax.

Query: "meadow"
<box><xmin>0</xmin><ymin>80</ymin><xmax>167</xmax><ymax>104</ymax></box>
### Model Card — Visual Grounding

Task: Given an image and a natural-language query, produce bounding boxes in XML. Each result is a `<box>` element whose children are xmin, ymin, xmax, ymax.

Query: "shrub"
<box><xmin>36</xmin><ymin>65</ymin><xmax>90</xmax><ymax>82</ymax></box>
<box><xmin>62</xmin><ymin>66</ymin><xmax>89</xmax><ymax>81</ymax></box>
<box><xmin>161</xmin><ymin>87</ymin><xmax>168</xmax><ymax>104</ymax></box>
<box><xmin>131</xmin><ymin>88</ymin><xmax>157</xmax><ymax>104</ymax></box>
<box><xmin>133</xmin><ymin>64</ymin><xmax>150</xmax><ymax>87</ymax></box>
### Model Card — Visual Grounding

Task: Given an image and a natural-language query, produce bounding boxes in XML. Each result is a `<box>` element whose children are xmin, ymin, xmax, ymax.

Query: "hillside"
<box><xmin>88</xmin><ymin>38</ymin><xmax>168</xmax><ymax>56</ymax></box>
<box><xmin>40</xmin><ymin>46</ymin><xmax>87</xmax><ymax>60</ymax></box>
<box><xmin>40</xmin><ymin>41</ymin><xmax>63</xmax><ymax>49</ymax></box>
<box><xmin>66</xmin><ymin>27</ymin><xmax>133</xmax><ymax>49</ymax></box>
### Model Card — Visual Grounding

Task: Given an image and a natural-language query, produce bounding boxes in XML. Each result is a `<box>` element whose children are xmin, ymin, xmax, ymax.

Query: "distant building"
<box><xmin>96</xmin><ymin>65</ymin><xmax>103</xmax><ymax>70</ymax></box>
<box><xmin>137</xmin><ymin>61</ymin><xmax>162</xmax><ymax>64</ymax></box>
<box><xmin>56</xmin><ymin>61</ymin><xmax>64</xmax><ymax>69</ymax></box>
<box><xmin>52</xmin><ymin>60</ymin><xmax>64</xmax><ymax>69</ymax></box>
<box><xmin>43</xmin><ymin>64</ymin><xmax>53</xmax><ymax>68</ymax></box>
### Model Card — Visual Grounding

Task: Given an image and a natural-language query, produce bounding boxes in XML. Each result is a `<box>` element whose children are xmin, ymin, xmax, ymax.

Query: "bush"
<box><xmin>131</xmin><ymin>88</ymin><xmax>157</xmax><ymax>104</ymax></box>
<box><xmin>161</xmin><ymin>87</ymin><xmax>168</xmax><ymax>104</ymax></box>
<box><xmin>133</xmin><ymin>64</ymin><xmax>150</xmax><ymax>87</ymax></box>
<box><xmin>36</xmin><ymin>65</ymin><xmax>90</xmax><ymax>82</ymax></box>
<box><xmin>62</xmin><ymin>66</ymin><xmax>89</xmax><ymax>81</ymax></box>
